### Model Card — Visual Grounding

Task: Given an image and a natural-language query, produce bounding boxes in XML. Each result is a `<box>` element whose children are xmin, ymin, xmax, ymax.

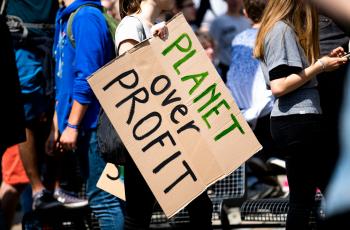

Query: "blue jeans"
<box><xmin>79</xmin><ymin>130</ymin><xmax>125</xmax><ymax>230</ymax></box>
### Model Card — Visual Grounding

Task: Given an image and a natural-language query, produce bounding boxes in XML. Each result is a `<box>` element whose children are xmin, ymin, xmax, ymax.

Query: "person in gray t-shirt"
<box><xmin>254</xmin><ymin>0</ymin><xmax>348</xmax><ymax>229</ymax></box>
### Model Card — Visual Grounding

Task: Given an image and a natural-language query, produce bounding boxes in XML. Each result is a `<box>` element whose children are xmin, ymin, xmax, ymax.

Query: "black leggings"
<box><xmin>124</xmin><ymin>153</ymin><xmax>213</xmax><ymax>230</ymax></box>
<box><xmin>271</xmin><ymin>114</ymin><xmax>333</xmax><ymax>230</ymax></box>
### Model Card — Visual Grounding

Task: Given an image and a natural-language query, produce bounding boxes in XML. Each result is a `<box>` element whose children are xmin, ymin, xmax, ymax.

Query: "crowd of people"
<box><xmin>0</xmin><ymin>0</ymin><xmax>349</xmax><ymax>229</ymax></box>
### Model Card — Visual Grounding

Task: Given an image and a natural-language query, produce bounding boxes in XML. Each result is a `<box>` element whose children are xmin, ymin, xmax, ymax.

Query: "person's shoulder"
<box><xmin>233</xmin><ymin>28</ymin><xmax>256</xmax><ymax>43</ymax></box>
<box><xmin>73</xmin><ymin>5</ymin><xmax>105</xmax><ymax>24</ymax></box>
<box><xmin>238</xmin><ymin>28</ymin><xmax>257</xmax><ymax>38</ymax></box>
<box><xmin>266</xmin><ymin>21</ymin><xmax>295</xmax><ymax>42</ymax></box>
<box><xmin>75</xmin><ymin>5</ymin><xmax>103</xmax><ymax>17</ymax></box>
<box><xmin>240</xmin><ymin>16</ymin><xmax>251</xmax><ymax>23</ymax></box>
<box><xmin>211</xmin><ymin>14</ymin><xmax>226</xmax><ymax>24</ymax></box>
<box><xmin>271</xmin><ymin>21</ymin><xmax>294</xmax><ymax>34</ymax></box>
<box><xmin>119</xmin><ymin>16</ymin><xmax>142</xmax><ymax>28</ymax></box>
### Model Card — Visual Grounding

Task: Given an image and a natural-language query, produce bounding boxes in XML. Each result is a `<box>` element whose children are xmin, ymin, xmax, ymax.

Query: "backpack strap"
<box><xmin>67</xmin><ymin>4</ymin><xmax>100</xmax><ymax>48</ymax></box>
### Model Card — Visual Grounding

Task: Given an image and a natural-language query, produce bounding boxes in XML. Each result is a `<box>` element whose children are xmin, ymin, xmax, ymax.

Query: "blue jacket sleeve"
<box><xmin>71</xmin><ymin>7</ymin><xmax>110</xmax><ymax>105</ymax></box>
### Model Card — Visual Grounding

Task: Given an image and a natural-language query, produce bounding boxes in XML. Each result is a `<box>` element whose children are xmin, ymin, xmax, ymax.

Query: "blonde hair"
<box><xmin>254</xmin><ymin>0</ymin><xmax>319</xmax><ymax>64</ymax></box>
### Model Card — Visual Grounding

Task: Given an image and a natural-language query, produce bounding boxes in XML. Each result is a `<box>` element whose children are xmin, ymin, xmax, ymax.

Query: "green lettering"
<box><xmin>162</xmin><ymin>33</ymin><xmax>192</xmax><ymax>56</ymax></box>
<box><xmin>215</xmin><ymin>114</ymin><xmax>245</xmax><ymax>141</ymax></box>
<box><xmin>173</xmin><ymin>49</ymin><xmax>196</xmax><ymax>75</ymax></box>
<box><xmin>181</xmin><ymin>71</ymin><xmax>208</xmax><ymax>95</ymax></box>
<box><xmin>193</xmin><ymin>83</ymin><xmax>221</xmax><ymax>113</ymax></box>
<box><xmin>202</xmin><ymin>100</ymin><xmax>230</xmax><ymax>128</ymax></box>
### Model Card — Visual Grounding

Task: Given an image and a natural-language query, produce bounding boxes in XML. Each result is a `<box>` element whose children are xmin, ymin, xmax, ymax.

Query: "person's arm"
<box><xmin>59</xmin><ymin>9</ymin><xmax>109</xmax><ymax>151</ymax></box>
<box><xmin>59</xmin><ymin>101</ymin><xmax>88</xmax><ymax>151</ymax></box>
<box><xmin>118</xmin><ymin>39</ymin><xmax>139</xmax><ymax>55</ymax></box>
<box><xmin>271</xmin><ymin>49</ymin><xmax>348</xmax><ymax>97</ymax></box>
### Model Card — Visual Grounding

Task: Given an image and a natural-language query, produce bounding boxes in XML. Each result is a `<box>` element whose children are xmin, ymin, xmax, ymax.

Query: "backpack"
<box><xmin>67</xmin><ymin>8</ymin><xmax>147</xmax><ymax>165</ymax></box>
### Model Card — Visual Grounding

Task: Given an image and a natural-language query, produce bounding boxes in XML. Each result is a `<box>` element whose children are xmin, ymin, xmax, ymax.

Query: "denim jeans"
<box><xmin>79</xmin><ymin>130</ymin><xmax>125</xmax><ymax>230</ymax></box>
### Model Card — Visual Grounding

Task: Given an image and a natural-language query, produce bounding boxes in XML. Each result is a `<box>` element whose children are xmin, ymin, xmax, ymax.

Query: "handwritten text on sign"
<box><xmin>89</xmin><ymin>14</ymin><xmax>260</xmax><ymax>218</ymax></box>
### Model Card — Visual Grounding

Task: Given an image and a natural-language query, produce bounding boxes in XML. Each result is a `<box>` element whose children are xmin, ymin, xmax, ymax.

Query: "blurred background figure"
<box><xmin>209</xmin><ymin>0</ymin><xmax>251</xmax><ymax>82</ymax></box>
<box><xmin>317</xmin><ymin>14</ymin><xmax>349</xmax><ymax>190</ymax></box>
<box><xmin>195</xmin><ymin>30</ymin><xmax>216</xmax><ymax>63</ymax></box>
<box><xmin>310</xmin><ymin>0</ymin><xmax>350</xmax><ymax>228</ymax></box>
<box><xmin>193</xmin><ymin>0</ymin><xmax>227</xmax><ymax>31</ymax></box>
<box><xmin>0</xmin><ymin>2</ymin><xmax>26</xmax><ymax>228</ymax></box>
<box><xmin>173</xmin><ymin>0</ymin><xmax>197</xmax><ymax>29</ymax></box>
<box><xmin>226</xmin><ymin>0</ymin><xmax>282</xmax><ymax>200</ymax></box>
<box><xmin>0</xmin><ymin>145</ymin><xmax>31</xmax><ymax>230</ymax></box>
<box><xmin>5</xmin><ymin>0</ymin><xmax>62</xmax><ymax>210</ymax></box>
<box><xmin>101</xmin><ymin>0</ymin><xmax>121</xmax><ymax>21</ymax></box>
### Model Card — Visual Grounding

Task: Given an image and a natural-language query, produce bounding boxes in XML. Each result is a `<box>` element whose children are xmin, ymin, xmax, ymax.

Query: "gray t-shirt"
<box><xmin>260</xmin><ymin>21</ymin><xmax>322</xmax><ymax>117</ymax></box>
<box><xmin>114</xmin><ymin>16</ymin><xmax>151</xmax><ymax>55</ymax></box>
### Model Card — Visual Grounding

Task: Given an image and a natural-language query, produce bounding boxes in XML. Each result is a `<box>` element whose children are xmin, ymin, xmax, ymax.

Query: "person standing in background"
<box><xmin>226</xmin><ymin>0</ymin><xmax>281</xmax><ymax>199</ymax></box>
<box><xmin>209</xmin><ymin>0</ymin><xmax>250</xmax><ymax>82</ymax></box>
<box><xmin>0</xmin><ymin>3</ymin><xmax>26</xmax><ymax>228</ymax></box>
<box><xmin>52</xmin><ymin>0</ymin><xmax>125</xmax><ymax>229</ymax></box>
<box><xmin>5</xmin><ymin>0</ymin><xmax>62</xmax><ymax>210</ymax></box>
<box><xmin>317</xmin><ymin>15</ymin><xmax>349</xmax><ymax>188</ymax></box>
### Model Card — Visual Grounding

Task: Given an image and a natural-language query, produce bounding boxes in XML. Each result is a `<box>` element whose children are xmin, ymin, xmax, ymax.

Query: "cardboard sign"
<box><xmin>88</xmin><ymin>14</ymin><xmax>261</xmax><ymax>218</ymax></box>
<box><xmin>97</xmin><ymin>164</ymin><xmax>125</xmax><ymax>201</ymax></box>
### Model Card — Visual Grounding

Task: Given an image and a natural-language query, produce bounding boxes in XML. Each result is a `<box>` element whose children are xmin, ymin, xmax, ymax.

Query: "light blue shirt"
<box><xmin>226</xmin><ymin>28</ymin><xmax>273</xmax><ymax>129</ymax></box>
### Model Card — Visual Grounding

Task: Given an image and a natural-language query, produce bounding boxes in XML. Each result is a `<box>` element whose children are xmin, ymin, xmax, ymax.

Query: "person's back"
<box><xmin>227</xmin><ymin>28</ymin><xmax>273</xmax><ymax>129</ymax></box>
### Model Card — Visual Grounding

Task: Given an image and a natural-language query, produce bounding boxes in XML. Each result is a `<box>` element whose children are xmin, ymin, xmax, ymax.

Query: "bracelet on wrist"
<box><xmin>317</xmin><ymin>59</ymin><xmax>326</xmax><ymax>72</ymax></box>
<box><xmin>67</xmin><ymin>122</ymin><xmax>79</xmax><ymax>130</ymax></box>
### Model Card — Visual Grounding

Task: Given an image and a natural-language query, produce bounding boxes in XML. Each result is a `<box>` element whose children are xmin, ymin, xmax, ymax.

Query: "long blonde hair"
<box><xmin>254</xmin><ymin>0</ymin><xmax>319</xmax><ymax>64</ymax></box>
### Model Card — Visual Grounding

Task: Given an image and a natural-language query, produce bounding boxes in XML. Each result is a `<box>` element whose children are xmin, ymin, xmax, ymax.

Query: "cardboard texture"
<box><xmin>97</xmin><ymin>164</ymin><xmax>125</xmax><ymax>201</ymax></box>
<box><xmin>88</xmin><ymin>13</ymin><xmax>262</xmax><ymax>218</ymax></box>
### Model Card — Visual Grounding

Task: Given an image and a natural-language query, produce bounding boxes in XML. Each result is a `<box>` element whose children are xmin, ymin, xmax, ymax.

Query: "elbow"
<box><xmin>270</xmin><ymin>85</ymin><xmax>285</xmax><ymax>97</ymax></box>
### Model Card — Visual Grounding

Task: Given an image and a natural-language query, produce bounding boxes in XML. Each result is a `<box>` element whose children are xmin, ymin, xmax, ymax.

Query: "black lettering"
<box><xmin>162</xmin><ymin>89</ymin><xmax>181</xmax><ymax>107</ymax></box>
<box><xmin>151</xmin><ymin>75</ymin><xmax>171</xmax><ymax>96</ymax></box>
<box><xmin>116</xmin><ymin>87</ymin><xmax>149</xmax><ymax>125</ymax></box>
<box><xmin>153</xmin><ymin>151</ymin><xmax>181</xmax><ymax>174</ymax></box>
<box><xmin>177</xmin><ymin>120</ymin><xmax>200</xmax><ymax>134</ymax></box>
<box><xmin>170</xmin><ymin>104</ymin><xmax>188</xmax><ymax>124</ymax></box>
<box><xmin>133</xmin><ymin>112</ymin><xmax>162</xmax><ymax>141</ymax></box>
<box><xmin>142</xmin><ymin>131</ymin><xmax>176</xmax><ymax>152</ymax></box>
<box><xmin>163</xmin><ymin>161</ymin><xmax>197</xmax><ymax>194</ymax></box>
<box><xmin>103</xmin><ymin>69</ymin><xmax>139</xmax><ymax>91</ymax></box>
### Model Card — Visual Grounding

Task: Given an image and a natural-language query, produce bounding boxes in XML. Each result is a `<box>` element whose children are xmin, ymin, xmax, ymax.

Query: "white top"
<box><xmin>114</xmin><ymin>15</ymin><xmax>151</xmax><ymax>55</ymax></box>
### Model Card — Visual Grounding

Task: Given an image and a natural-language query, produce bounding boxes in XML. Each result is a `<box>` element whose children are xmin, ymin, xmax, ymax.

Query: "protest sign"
<box><xmin>97</xmin><ymin>164</ymin><xmax>125</xmax><ymax>201</ymax></box>
<box><xmin>88</xmin><ymin>13</ymin><xmax>261</xmax><ymax>218</ymax></box>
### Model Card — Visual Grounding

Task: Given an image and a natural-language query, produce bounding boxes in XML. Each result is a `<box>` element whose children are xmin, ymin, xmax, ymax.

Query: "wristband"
<box><xmin>67</xmin><ymin>122</ymin><xmax>79</xmax><ymax>130</ymax></box>
<box><xmin>317</xmin><ymin>59</ymin><xmax>326</xmax><ymax>72</ymax></box>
